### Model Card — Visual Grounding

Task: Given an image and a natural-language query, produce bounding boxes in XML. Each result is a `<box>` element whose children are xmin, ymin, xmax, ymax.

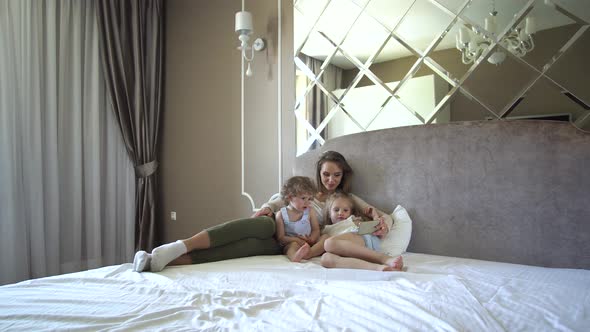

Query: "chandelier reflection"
<box><xmin>456</xmin><ymin>10</ymin><xmax>536</xmax><ymax>65</ymax></box>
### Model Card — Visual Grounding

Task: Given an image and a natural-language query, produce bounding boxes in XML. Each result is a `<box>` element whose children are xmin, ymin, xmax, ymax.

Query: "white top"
<box><xmin>280</xmin><ymin>207</ymin><xmax>311</xmax><ymax>237</ymax></box>
<box><xmin>261</xmin><ymin>193</ymin><xmax>393</xmax><ymax>229</ymax></box>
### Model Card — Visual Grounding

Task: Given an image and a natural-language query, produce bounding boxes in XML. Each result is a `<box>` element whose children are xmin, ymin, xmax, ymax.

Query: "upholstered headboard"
<box><xmin>294</xmin><ymin>121</ymin><xmax>590</xmax><ymax>269</ymax></box>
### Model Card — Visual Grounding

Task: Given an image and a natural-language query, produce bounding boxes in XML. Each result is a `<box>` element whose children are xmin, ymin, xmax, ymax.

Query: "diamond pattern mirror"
<box><xmin>293</xmin><ymin>0</ymin><xmax>590</xmax><ymax>155</ymax></box>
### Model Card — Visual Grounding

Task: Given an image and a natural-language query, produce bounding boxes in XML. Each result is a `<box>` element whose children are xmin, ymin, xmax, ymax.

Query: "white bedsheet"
<box><xmin>1</xmin><ymin>253</ymin><xmax>589</xmax><ymax>331</ymax></box>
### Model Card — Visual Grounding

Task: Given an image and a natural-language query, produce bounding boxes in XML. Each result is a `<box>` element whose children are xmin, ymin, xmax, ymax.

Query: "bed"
<box><xmin>1</xmin><ymin>254</ymin><xmax>588</xmax><ymax>331</ymax></box>
<box><xmin>1</xmin><ymin>121</ymin><xmax>589</xmax><ymax>331</ymax></box>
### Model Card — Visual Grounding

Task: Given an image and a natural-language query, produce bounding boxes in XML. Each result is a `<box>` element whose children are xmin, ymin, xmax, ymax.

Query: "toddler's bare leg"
<box><xmin>304</xmin><ymin>234</ymin><xmax>329</xmax><ymax>259</ymax></box>
<box><xmin>294</xmin><ymin>243</ymin><xmax>310</xmax><ymax>262</ymax></box>
<box><xmin>383</xmin><ymin>256</ymin><xmax>404</xmax><ymax>271</ymax></box>
<box><xmin>285</xmin><ymin>242</ymin><xmax>307</xmax><ymax>262</ymax></box>
<box><xmin>321</xmin><ymin>252</ymin><xmax>389</xmax><ymax>271</ymax></box>
<box><xmin>324</xmin><ymin>233</ymin><xmax>392</xmax><ymax>265</ymax></box>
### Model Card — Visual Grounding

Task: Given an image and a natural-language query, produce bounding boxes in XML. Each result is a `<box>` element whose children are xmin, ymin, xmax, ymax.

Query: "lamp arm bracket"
<box><xmin>252</xmin><ymin>38</ymin><xmax>266</xmax><ymax>51</ymax></box>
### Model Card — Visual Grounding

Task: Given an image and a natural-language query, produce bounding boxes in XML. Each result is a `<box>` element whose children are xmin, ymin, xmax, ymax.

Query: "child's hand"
<box><xmin>298</xmin><ymin>235</ymin><xmax>314</xmax><ymax>245</ymax></box>
<box><xmin>294</xmin><ymin>237</ymin><xmax>308</xmax><ymax>246</ymax></box>
<box><xmin>364</xmin><ymin>206</ymin><xmax>380</xmax><ymax>220</ymax></box>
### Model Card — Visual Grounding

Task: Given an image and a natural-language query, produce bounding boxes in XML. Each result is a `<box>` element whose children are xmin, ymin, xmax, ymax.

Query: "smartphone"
<box><xmin>357</xmin><ymin>220</ymin><xmax>380</xmax><ymax>235</ymax></box>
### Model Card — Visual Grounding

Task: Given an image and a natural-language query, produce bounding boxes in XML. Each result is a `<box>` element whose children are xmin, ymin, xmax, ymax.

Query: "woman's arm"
<box><xmin>254</xmin><ymin>195</ymin><xmax>286</xmax><ymax>217</ymax></box>
<box><xmin>350</xmin><ymin>194</ymin><xmax>393</xmax><ymax>236</ymax></box>
<box><xmin>308</xmin><ymin>209</ymin><xmax>321</xmax><ymax>243</ymax></box>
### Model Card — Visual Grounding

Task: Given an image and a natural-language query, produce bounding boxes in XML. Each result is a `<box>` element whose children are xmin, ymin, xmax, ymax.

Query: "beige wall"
<box><xmin>160</xmin><ymin>2</ymin><xmax>587</xmax><ymax>243</ymax></box>
<box><xmin>161</xmin><ymin>0</ymin><xmax>294</xmax><ymax>243</ymax></box>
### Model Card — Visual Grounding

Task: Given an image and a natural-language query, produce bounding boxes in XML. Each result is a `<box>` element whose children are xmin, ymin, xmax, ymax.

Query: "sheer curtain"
<box><xmin>0</xmin><ymin>0</ymin><xmax>135</xmax><ymax>285</ymax></box>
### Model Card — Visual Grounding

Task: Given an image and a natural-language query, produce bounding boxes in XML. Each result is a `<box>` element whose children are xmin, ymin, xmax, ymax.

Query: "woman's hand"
<box><xmin>252</xmin><ymin>207</ymin><xmax>273</xmax><ymax>218</ymax></box>
<box><xmin>372</xmin><ymin>216</ymin><xmax>389</xmax><ymax>237</ymax></box>
<box><xmin>364</xmin><ymin>206</ymin><xmax>380</xmax><ymax>220</ymax></box>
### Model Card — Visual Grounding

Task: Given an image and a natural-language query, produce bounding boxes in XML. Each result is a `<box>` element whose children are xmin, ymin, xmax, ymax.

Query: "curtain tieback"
<box><xmin>135</xmin><ymin>160</ymin><xmax>159</xmax><ymax>178</ymax></box>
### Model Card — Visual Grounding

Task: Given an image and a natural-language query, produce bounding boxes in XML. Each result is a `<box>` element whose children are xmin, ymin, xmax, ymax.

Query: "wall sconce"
<box><xmin>235</xmin><ymin>9</ymin><xmax>266</xmax><ymax>76</ymax></box>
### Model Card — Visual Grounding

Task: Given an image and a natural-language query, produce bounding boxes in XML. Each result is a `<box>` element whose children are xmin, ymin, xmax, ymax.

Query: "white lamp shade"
<box><xmin>235</xmin><ymin>11</ymin><xmax>253</xmax><ymax>35</ymax></box>
<box><xmin>485</xmin><ymin>16</ymin><xmax>497</xmax><ymax>34</ymax></box>
<box><xmin>487</xmin><ymin>51</ymin><xmax>507</xmax><ymax>65</ymax></box>
<box><xmin>459</xmin><ymin>26</ymin><xmax>471</xmax><ymax>44</ymax></box>
<box><xmin>525</xmin><ymin>17</ymin><xmax>536</xmax><ymax>35</ymax></box>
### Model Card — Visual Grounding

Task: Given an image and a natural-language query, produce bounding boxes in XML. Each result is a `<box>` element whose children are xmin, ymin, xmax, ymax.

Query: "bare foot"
<box><xmin>292</xmin><ymin>243</ymin><xmax>310</xmax><ymax>262</ymax></box>
<box><xmin>383</xmin><ymin>256</ymin><xmax>404</xmax><ymax>271</ymax></box>
<box><xmin>377</xmin><ymin>264</ymin><xmax>391</xmax><ymax>271</ymax></box>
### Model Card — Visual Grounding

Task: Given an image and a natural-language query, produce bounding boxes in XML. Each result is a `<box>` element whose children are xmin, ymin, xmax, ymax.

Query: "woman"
<box><xmin>132</xmin><ymin>151</ymin><xmax>392</xmax><ymax>272</ymax></box>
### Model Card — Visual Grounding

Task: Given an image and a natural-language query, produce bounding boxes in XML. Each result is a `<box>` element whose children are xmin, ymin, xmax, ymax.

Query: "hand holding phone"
<box><xmin>357</xmin><ymin>220</ymin><xmax>380</xmax><ymax>235</ymax></box>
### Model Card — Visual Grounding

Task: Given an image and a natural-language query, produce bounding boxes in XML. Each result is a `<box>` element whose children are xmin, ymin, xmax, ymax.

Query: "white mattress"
<box><xmin>1</xmin><ymin>253</ymin><xmax>589</xmax><ymax>331</ymax></box>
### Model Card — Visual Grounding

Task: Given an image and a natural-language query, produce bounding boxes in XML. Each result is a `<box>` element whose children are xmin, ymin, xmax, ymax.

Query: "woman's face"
<box><xmin>320</xmin><ymin>161</ymin><xmax>343</xmax><ymax>193</ymax></box>
<box><xmin>329</xmin><ymin>197</ymin><xmax>353</xmax><ymax>223</ymax></box>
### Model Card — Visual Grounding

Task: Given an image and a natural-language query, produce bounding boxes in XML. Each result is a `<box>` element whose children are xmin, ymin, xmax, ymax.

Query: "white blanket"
<box><xmin>1</xmin><ymin>253</ymin><xmax>589</xmax><ymax>331</ymax></box>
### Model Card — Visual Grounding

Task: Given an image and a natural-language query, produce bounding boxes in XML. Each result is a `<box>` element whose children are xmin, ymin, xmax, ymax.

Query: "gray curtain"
<box><xmin>96</xmin><ymin>0</ymin><xmax>164</xmax><ymax>251</ymax></box>
<box><xmin>303</xmin><ymin>54</ymin><xmax>342</xmax><ymax>148</ymax></box>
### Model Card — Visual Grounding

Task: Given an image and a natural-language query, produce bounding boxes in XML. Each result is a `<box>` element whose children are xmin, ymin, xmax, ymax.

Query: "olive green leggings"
<box><xmin>188</xmin><ymin>216</ymin><xmax>282</xmax><ymax>264</ymax></box>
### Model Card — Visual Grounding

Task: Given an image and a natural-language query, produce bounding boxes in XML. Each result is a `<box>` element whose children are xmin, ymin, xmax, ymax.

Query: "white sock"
<box><xmin>150</xmin><ymin>240</ymin><xmax>187</xmax><ymax>272</ymax></box>
<box><xmin>133</xmin><ymin>251</ymin><xmax>151</xmax><ymax>272</ymax></box>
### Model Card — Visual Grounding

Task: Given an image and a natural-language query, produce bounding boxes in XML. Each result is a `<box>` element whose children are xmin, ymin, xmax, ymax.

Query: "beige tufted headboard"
<box><xmin>294</xmin><ymin>121</ymin><xmax>590</xmax><ymax>269</ymax></box>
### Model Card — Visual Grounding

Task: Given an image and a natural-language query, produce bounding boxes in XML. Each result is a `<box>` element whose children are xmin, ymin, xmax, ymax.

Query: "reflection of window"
<box><xmin>295</xmin><ymin>70</ymin><xmax>308</xmax><ymax>155</ymax></box>
<box><xmin>327</xmin><ymin>75</ymin><xmax>450</xmax><ymax>139</ymax></box>
<box><xmin>295</xmin><ymin>54</ymin><xmax>343</xmax><ymax>156</ymax></box>
<box><xmin>293</xmin><ymin>1</ymin><xmax>590</xmax><ymax>154</ymax></box>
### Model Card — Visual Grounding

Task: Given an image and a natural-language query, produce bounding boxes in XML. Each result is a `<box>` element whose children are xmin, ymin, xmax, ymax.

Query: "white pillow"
<box><xmin>380</xmin><ymin>205</ymin><xmax>413</xmax><ymax>257</ymax></box>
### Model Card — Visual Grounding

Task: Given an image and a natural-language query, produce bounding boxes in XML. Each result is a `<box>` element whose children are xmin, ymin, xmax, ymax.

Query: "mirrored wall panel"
<box><xmin>293</xmin><ymin>0</ymin><xmax>590</xmax><ymax>155</ymax></box>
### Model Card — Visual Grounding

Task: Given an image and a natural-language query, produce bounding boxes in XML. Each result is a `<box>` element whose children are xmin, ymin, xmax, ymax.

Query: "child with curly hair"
<box><xmin>274</xmin><ymin>176</ymin><xmax>321</xmax><ymax>262</ymax></box>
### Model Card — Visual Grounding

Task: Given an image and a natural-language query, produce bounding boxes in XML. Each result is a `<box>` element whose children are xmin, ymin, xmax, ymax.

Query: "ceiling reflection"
<box><xmin>293</xmin><ymin>0</ymin><xmax>590</xmax><ymax>155</ymax></box>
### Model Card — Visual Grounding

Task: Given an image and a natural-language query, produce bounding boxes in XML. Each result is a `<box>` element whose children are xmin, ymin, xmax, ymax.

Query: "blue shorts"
<box><xmin>362</xmin><ymin>234</ymin><xmax>381</xmax><ymax>252</ymax></box>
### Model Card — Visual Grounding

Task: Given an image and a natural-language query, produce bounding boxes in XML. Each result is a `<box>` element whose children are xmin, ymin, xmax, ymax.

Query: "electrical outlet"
<box><xmin>170</xmin><ymin>211</ymin><xmax>177</xmax><ymax>221</ymax></box>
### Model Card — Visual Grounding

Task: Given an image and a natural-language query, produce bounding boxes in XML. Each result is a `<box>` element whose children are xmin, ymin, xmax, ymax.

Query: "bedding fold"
<box><xmin>1</xmin><ymin>254</ymin><xmax>588</xmax><ymax>331</ymax></box>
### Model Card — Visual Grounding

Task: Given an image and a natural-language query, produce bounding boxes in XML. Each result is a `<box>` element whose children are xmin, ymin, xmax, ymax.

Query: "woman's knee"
<box><xmin>208</xmin><ymin>216</ymin><xmax>275</xmax><ymax>246</ymax></box>
<box><xmin>250</xmin><ymin>216</ymin><xmax>276</xmax><ymax>238</ymax></box>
